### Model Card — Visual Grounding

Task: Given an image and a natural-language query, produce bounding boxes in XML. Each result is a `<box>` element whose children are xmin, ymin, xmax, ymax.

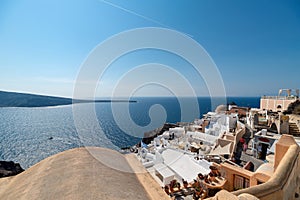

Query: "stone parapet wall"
<box><xmin>232</xmin><ymin>144</ymin><xmax>300</xmax><ymax>200</ymax></box>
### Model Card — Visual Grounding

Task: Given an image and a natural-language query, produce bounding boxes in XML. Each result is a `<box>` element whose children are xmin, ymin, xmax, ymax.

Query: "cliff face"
<box><xmin>0</xmin><ymin>161</ymin><xmax>24</xmax><ymax>178</ymax></box>
<box><xmin>284</xmin><ymin>100</ymin><xmax>300</xmax><ymax>115</ymax></box>
<box><xmin>142</xmin><ymin>123</ymin><xmax>178</xmax><ymax>144</ymax></box>
<box><xmin>0</xmin><ymin>91</ymin><xmax>72</xmax><ymax>107</ymax></box>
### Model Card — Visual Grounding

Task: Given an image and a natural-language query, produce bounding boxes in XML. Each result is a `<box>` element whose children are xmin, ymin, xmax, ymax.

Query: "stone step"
<box><xmin>289</xmin><ymin>125</ymin><xmax>299</xmax><ymax>129</ymax></box>
<box><xmin>289</xmin><ymin>122</ymin><xmax>300</xmax><ymax>135</ymax></box>
<box><xmin>289</xmin><ymin>131</ymin><xmax>300</xmax><ymax>135</ymax></box>
<box><xmin>289</xmin><ymin>131</ymin><xmax>300</xmax><ymax>134</ymax></box>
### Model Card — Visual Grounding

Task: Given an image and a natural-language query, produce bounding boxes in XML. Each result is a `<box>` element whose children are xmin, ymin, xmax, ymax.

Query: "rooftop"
<box><xmin>0</xmin><ymin>147</ymin><xmax>168</xmax><ymax>200</ymax></box>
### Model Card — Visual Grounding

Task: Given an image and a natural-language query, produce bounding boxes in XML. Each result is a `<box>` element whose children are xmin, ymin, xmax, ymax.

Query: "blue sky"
<box><xmin>0</xmin><ymin>0</ymin><xmax>299</xmax><ymax>97</ymax></box>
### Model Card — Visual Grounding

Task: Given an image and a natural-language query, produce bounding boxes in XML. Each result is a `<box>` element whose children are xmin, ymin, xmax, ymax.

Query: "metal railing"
<box><xmin>261</xmin><ymin>96</ymin><xmax>298</xmax><ymax>100</ymax></box>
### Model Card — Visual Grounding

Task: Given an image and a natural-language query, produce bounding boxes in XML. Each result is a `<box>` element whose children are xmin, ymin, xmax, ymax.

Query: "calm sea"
<box><xmin>0</xmin><ymin>97</ymin><xmax>259</xmax><ymax>169</ymax></box>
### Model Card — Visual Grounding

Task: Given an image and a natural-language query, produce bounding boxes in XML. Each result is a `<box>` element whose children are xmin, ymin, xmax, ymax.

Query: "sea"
<box><xmin>0</xmin><ymin>97</ymin><xmax>259</xmax><ymax>169</ymax></box>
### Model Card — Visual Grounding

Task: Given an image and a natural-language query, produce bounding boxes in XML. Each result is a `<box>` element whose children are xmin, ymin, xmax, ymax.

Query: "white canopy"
<box><xmin>186</xmin><ymin>131</ymin><xmax>218</xmax><ymax>145</ymax></box>
<box><xmin>162</xmin><ymin>149</ymin><xmax>211</xmax><ymax>183</ymax></box>
<box><xmin>154</xmin><ymin>163</ymin><xmax>175</xmax><ymax>185</ymax></box>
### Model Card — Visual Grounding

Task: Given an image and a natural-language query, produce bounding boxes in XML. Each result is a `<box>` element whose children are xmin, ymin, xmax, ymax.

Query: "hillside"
<box><xmin>0</xmin><ymin>91</ymin><xmax>72</xmax><ymax>107</ymax></box>
<box><xmin>0</xmin><ymin>91</ymin><xmax>136</xmax><ymax>107</ymax></box>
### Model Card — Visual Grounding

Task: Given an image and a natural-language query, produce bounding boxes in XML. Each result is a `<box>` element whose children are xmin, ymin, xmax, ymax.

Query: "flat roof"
<box><xmin>154</xmin><ymin>163</ymin><xmax>175</xmax><ymax>178</ymax></box>
<box><xmin>162</xmin><ymin>149</ymin><xmax>211</xmax><ymax>182</ymax></box>
<box><xmin>255</xmin><ymin>131</ymin><xmax>281</xmax><ymax>140</ymax></box>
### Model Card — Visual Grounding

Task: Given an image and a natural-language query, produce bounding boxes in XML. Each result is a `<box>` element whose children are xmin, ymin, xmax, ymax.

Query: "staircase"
<box><xmin>289</xmin><ymin>122</ymin><xmax>300</xmax><ymax>136</ymax></box>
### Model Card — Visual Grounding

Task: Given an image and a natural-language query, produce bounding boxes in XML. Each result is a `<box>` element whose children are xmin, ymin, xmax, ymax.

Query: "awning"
<box><xmin>186</xmin><ymin>131</ymin><xmax>218</xmax><ymax>145</ymax></box>
<box><xmin>154</xmin><ymin>163</ymin><xmax>175</xmax><ymax>178</ymax></box>
<box><xmin>154</xmin><ymin>163</ymin><xmax>175</xmax><ymax>185</ymax></box>
<box><xmin>161</xmin><ymin>149</ymin><xmax>211</xmax><ymax>183</ymax></box>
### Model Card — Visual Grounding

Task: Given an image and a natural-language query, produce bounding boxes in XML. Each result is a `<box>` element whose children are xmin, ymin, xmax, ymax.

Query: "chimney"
<box><xmin>274</xmin><ymin>134</ymin><xmax>297</xmax><ymax>171</ymax></box>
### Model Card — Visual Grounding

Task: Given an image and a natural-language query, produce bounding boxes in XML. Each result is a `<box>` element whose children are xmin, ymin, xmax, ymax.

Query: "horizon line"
<box><xmin>0</xmin><ymin>89</ymin><xmax>263</xmax><ymax>99</ymax></box>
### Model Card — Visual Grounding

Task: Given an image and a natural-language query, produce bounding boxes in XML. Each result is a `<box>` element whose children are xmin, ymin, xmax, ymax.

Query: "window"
<box><xmin>257</xmin><ymin>180</ymin><xmax>264</xmax><ymax>185</ymax></box>
<box><xmin>244</xmin><ymin>178</ymin><xmax>250</xmax><ymax>188</ymax></box>
<box><xmin>234</xmin><ymin>175</ymin><xmax>250</xmax><ymax>190</ymax></box>
<box><xmin>277</xmin><ymin>105</ymin><xmax>282</xmax><ymax>109</ymax></box>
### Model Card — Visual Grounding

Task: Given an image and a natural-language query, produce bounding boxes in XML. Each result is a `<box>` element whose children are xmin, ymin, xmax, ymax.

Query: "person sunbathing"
<box><xmin>209</xmin><ymin>166</ymin><xmax>221</xmax><ymax>177</ymax></box>
<box><xmin>197</xmin><ymin>173</ymin><xmax>204</xmax><ymax>181</ymax></box>
<box><xmin>204</xmin><ymin>175</ymin><xmax>210</xmax><ymax>184</ymax></box>
<box><xmin>182</xmin><ymin>179</ymin><xmax>189</xmax><ymax>188</ymax></box>
<box><xmin>164</xmin><ymin>185</ymin><xmax>170</xmax><ymax>195</ymax></box>
<box><xmin>208</xmin><ymin>173</ymin><xmax>218</xmax><ymax>184</ymax></box>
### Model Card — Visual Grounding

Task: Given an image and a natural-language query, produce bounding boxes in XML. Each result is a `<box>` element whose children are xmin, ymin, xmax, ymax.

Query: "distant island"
<box><xmin>0</xmin><ymin>91</ymin><xmax>136</xmax><ymax>107</ymax></box>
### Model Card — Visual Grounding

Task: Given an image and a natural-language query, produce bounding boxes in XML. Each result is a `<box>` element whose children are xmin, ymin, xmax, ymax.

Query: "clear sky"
<box><xmin>0</xmin><ymin>0</ymin><xmax>299</xmax><ymax>98</ymax></box>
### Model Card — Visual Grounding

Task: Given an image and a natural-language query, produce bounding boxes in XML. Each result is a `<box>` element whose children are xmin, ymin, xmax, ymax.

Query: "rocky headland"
<box><xmin>0</xmin><ymin>161</ymin><xmax>24</xmax><ymax>178</ymax></box>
